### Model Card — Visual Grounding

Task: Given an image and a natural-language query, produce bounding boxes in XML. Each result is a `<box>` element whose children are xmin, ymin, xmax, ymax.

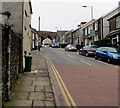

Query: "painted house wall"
<box><xmin>2</xmin><ymin>1</ymin><xmax>32</xmax><ymax>70</ymax></box>
<box><xmin>81</xmin><ymin>20</ymin><xmax>95</xmax><ymax>46</ymax></box>
<box><xmin>23</xmin><ymin>1</ymin><xmax>32</xmax><ymax>55</ymax></box>
<box><xmin>2</xmin><ymin>2</ymin><xmax>23</xmax><ymax>33</ymax></box>
<box><xmin>102</xmin><ymin>7</ymin><xmax>119</xmax><ymax>38</ymax></box>
<box><xmin>43</xmin><ymin>38</ymin><xmax>52</xmax><ymax>45</ymax></box>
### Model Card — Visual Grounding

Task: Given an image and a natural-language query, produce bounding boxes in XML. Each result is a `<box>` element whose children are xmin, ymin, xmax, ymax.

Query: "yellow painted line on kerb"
<box><xmin>49</xmin><ymin>60</ymin><xmax>77</xmax><ymax>107</ymax></box>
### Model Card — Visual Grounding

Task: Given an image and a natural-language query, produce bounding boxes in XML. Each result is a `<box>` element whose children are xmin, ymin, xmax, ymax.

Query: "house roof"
<box><xmin>102</xmin><ymin>7</ymin><xmax>119</xmax><ymax>18</ymax></box>
<box><xmin>31</xmin><ymin>28</ymin><xmax>38</xmax><ymax>33</ymax></box>
<box><xmin>107</xmin><ymin>13</ymin><xmax>120</xmax><ymax>21</ymax></box>
<box><xmin>81</xmin><ymin>19</ymin><xmax>96</xmax><ymax>29</ymax></box>
<box><xmin>37</xmin><ymin>31</ymin><xmax>57</xmax><ymax>36</ymax></box>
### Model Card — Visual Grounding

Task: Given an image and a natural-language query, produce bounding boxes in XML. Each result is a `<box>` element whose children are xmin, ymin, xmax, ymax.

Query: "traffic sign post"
<box><xmin>90</xmin><ymin>30</ymin><xmax>95</xmax><ymax>45</ymax></box>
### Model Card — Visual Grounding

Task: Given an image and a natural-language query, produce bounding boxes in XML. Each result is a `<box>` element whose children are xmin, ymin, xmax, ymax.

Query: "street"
<box><xmin>42</xmin><ymin>47</ymin><xmax>118</xmax><ymax>106</ymax></box>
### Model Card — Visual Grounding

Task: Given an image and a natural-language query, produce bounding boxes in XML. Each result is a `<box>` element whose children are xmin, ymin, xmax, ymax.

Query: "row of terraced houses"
<box><xmin>31</xmin><ymin>2</ymin><xmax>120</xmax><ymax>50</ymax></box>
<box><xmin>57</xmin><ymin>5</ymin><xmax>120</xmax><ymax>48</ymax></box>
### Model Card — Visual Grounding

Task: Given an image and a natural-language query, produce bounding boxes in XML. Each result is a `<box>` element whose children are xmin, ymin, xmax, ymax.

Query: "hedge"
<box><xmin>94</xmin><ymin>38</ymin><xmax>112</xmax><ymax>47</ymax></box>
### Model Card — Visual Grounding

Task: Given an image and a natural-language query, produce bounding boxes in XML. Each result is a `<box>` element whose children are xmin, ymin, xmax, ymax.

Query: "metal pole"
<box><xmin>91</xmin><ymin>6</ymin><xmax>93</xmax><ymax>20</ymax></box>
<box><xmin>39</xmin><ymin>16</ymin><xmax>40</xmax><ymax>31</ymax></box>
<box><xmin>82</xmin><ymin>6</ymin><xmax>93</xmax><ymax>20</ymax></box>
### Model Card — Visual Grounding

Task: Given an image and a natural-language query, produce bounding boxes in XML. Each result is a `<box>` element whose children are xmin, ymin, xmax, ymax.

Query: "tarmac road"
<box><xmin>42</xmin><ymin>47</ymin><xmax>118</xmax><ymax>107</ymax></box>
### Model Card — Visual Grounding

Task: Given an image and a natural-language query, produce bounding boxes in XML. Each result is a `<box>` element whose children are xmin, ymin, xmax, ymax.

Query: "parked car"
<box><xmin>65</xmin><ymin>44</ymin><xmax>77</xmax><ymax>51</ymax></box>
<box><xmin>95</xmin><ymin>47</ymin><xmax>120</xmax><ymax>64</ymax></box>
<box><xmin>79</xmin><ymin>45</ymin><xmax>99</xmax><ymax>56</ymax></box>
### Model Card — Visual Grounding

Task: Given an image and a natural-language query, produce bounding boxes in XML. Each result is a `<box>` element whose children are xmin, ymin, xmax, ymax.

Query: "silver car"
<box><xmin>65</xmin><ymin>44</ymin><xmax>77</xmax><ymax>51</ymax></box>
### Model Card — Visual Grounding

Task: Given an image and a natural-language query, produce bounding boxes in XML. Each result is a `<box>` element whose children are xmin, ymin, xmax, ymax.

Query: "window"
<box><xmin>24</xmin><ymin>26</ymin><xmax>27</xmax><ymax>30</ymax></box>
<box><xmin>107</xmin><ymin>48</ymin><xmax>118</xmax><ymax>53</ymax></box>
<box><xmin>101</xmin><ymin>48</ymin><xmax>107</xmax><ymax>52</ymax></box>
<box><xmin>97</xmin><ymin>47</ymin><xmax>102</xmax><ymax>52</ymax></box>
<box><xmin>116</xmin><ymin>15</ymin><xmax>120</xmax><ymax>28</ymax></box>
<box><xmin>25</xmin><ymin>10</ymin><xmax>27</xmax><ymax>17</ymax></box>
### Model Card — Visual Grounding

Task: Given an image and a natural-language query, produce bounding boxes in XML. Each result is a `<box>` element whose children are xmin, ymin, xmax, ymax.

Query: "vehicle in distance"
<box><xmin>65</xmin><ymin>44</ymin><xmax>77</xmax><ymax>51</ymax></box>
<box><xmin>52</xmin><ymin>42</ymin><xmax>60</xmax><ymax>48</ymax></box>
<box><xmin>95</xmin><ymin>47</ymin><xmax>120</xmax><ymax>64</ymax></box>
<box><xmin>79</xmin><ymin>45</ymin><xmax>99</xmax><ymax>56</ymax></box>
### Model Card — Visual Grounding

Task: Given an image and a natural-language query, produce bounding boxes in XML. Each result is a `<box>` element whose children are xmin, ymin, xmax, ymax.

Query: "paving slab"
<box><xmin>21</xmin><ymin>80</ymin><xmax>33</xmax><ymax>86</ymax></box>
<box><xmin>33</xmin><ymin>81</ymin><xmax>50</xmax><ymax>86</ymax></box>
<box><xmin>45</xmin><ymin>100</ymin><xmax>55</xmax><ymax>106</ymax></box>
<box><xmin>5</xmin><ymin>100</ymin><xmax>32</xmax><ymax>106</ymax></box>
<box><xmin>45</xmin><ymin>93</ymin><xmax>54</xmax><ymax>101</ymax></box>
<box><xmin>14</xmin><ymin>92</ymin><xmax>30</xmax><ymax>100</ymax></box>
<box><xmin>35</xmin><ymin>86</ymin><xmax>44</xmax><ymax>92</ymax></box>
<box><xmin>14</xmin><ymin>86</ymin><xmax>35</xmax><ymax>92</ymax></box>
<box><xmin>29</xmin><ymin>92</ymin><xmax>45</xmax><ymax>100</ymax></box>
<box><xmin>36</xmin><ymin>77</ymin><xmax>49</xmax><ymax>82</ymax></box>
<box><xmin>24</xmin><ymin>77</ymin><xmax>37</xmax><ymax>81</ymax></box>
<box><xmin>33</xmin><ymin>100</ymin><xmax>44</xmax><ymax>106</ymax></box>
<box><xmin>45</xmin><ymin>85</ymin><xmax>53</xmax><ymax>93</ymax></box>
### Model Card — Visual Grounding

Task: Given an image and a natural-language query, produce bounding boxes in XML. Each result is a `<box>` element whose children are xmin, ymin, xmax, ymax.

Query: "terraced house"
<box><xmin>107</xmin><ymin>7</ymin><xmax>120</xmax><ymax>45</ymax></box>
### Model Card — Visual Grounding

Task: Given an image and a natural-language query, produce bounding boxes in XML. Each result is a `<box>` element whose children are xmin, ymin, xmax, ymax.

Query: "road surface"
<box><xmin>42</xmin><ymin>47</ymin><xmax>118</xmax><ymax>106</ymax></box>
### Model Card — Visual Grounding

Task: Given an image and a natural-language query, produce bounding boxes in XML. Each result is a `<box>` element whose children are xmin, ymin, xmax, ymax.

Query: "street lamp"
<box><xmin>82</xmin><ymin>5</ymin><xmax>93</xmax><ymax>20</ymax></box>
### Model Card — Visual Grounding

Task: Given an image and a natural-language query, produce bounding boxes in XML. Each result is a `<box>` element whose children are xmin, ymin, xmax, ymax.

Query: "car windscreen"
<box><xmin>90</xmin><ymin>46</ymin><xmax>99</xmax><ymax>50</ymax></box>
<box><xmin>70</xmin><ymin>45</ymin><xmax>76</xmax><ymax>47</ymax></box>
<box><xmin>108</xmin><ymin>48</ymin><xmax>120</xmax><ymax>53</ymax></box>
<box><xmin>116</xmin><ymin>48</ymin><xmax>120</xmax><ymax>53</ymax></box>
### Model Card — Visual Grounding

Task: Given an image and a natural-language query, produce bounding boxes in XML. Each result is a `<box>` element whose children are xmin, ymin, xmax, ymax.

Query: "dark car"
<box><xmin>95</xmin><ymin>47</ymin><xmax>120</xmax><ymax>64</ymax></box>
<box><xmin>65</xmin><ymin>44</ymin><xmax>77</xmax><ymax>51</ymax></box>
<box><xmin>79</xmin><ymin>45</ymin><xmax>99</xmax><ymax>56</ymax></box>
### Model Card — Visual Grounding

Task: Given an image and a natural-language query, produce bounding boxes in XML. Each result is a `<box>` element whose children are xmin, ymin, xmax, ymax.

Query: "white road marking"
<box><xmin>67</xmin><ymin>54</ymin><xmax>75</xmax><ymax>59</ymax></box>
<box><xmin>81</xmin><ymin>60</ymin><xmax>92</xmax><ymax>65</ymax></box>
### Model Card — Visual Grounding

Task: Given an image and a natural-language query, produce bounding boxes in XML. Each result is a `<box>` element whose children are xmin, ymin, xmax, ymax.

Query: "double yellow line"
<box><xmin>49</xmin><ymin>60</ymin><xmax>77</xmax><ymax>107</ymax></box>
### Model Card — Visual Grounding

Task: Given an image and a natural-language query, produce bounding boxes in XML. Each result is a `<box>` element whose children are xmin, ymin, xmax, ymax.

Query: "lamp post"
<box><xmin>82</xmin><ymin>5</ymin><xmax>93</xmax><ymax>20</ymax></box>
<box><xmin>82</xmin><ymin>5</ymin><xmax>95</xmax><ymax>45</ymax></box>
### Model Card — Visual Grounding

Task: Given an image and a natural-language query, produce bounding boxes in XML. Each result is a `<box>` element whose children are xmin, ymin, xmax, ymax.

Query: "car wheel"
<box><xmin>95</xmin><ymin>55</ymin><xmax>98</xmax><ymax>60</ymax></box>
<box><xmin>85</xmin><ymin>52</ymin><xmax>89</xmax><ymax>57</ymax></box>
<box><xmin>107</xmin><ymin>57</ymin><xmax>111</xmax><ymax>63</ymax></box>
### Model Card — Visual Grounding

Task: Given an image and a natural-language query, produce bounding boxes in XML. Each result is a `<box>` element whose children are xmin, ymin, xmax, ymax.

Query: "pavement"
<box><xmin>3</xmin><ymin>50</ymin><xmax>57</xmax><ymax>107</ymax></box>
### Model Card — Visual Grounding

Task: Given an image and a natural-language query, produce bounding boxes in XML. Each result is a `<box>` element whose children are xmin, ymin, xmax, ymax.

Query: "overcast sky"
<box><xmin>31</xmin><ymin>0</ymin><xmax>120</xmax><ymax>32</ymax></box>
